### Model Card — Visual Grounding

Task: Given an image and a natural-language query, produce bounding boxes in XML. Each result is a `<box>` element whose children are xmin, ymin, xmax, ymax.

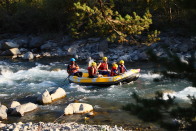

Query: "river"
<box><xmin>0</xmin><ymin>57</ymin><xmax>195</xmax><ymax>129</ymax></box>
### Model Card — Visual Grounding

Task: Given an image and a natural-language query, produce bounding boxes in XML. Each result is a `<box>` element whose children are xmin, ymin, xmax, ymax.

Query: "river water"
<box><xmin>0</xmin><ymin>57</ymin><xmax>195</xmax><ymax>129</ymax></box>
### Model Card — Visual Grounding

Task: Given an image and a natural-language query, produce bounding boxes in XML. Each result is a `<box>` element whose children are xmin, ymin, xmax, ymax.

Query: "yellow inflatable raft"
<box><xmin>68</xmin><ymin>69</ymin><xmax>140</xmax><ymax>86</ymax></box>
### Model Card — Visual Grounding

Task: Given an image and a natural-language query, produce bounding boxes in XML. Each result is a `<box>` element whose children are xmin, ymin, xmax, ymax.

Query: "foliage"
<box><xmin>122</xmin><ymin>91</ymin><xmax>175</xmax><ymax>122</ymax></box>
<box><xmin>147</xmin><ymin>49</ymin><xmax>196</xmax><ymax>86</ymax></box>
<box><xmin>69</xmin><ymin>1</ymin><xmax>159</xmax><ymax>45</ymax></box>
<box><xmin>0</xmin><ymin>0</ymin><xmax>195</xmax><ymax>36</ymax></box>
<box><xmin>123</xmin><ymin>92</ymin><xmax>196</xmax><ymax>130</ymax></box>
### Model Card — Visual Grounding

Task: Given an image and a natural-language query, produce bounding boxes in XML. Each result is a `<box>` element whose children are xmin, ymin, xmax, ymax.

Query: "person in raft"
<box><xmin>118</xmin><ymin>60</ymin><xmax>127</xmax><ymax>74</ymax></box>
<box><xmin>67</xmin><ymin>58</ymin><xmax>83</xmax><ymax>77</ymax></box>
<box><xmin>110</xmin><ymin>64</ymin><xmax>119</xmax><ymax>76</ymax></box>
<box><xmin>97</xmin><ymin>57</ymin><xmax>110</xmax><ymax>76</ymax></box>
<box><xmin>88</xmin><ymin>62</ymin><xmax>99</xmax><ymax>78</ymax></box>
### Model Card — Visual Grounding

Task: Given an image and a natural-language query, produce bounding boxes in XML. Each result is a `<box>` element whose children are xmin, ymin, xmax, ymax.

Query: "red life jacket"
<box><xmin>110</xmin><ymin>67</ymin><xmax>118</xmax><ymax>76</ymax></box>
<box><xmin>88</xmin><ymin>67</ymin><xmax>97</xmax><ymax>76</ymax></box>
<box><xmin>98</xmin><ymin>62</ymin><xmax>107</xmax><ymax>71</ymax></box>
<box><xmin>119</xmin><ymin>64</ymin><xmax>126</xmax><ymax>73</ymax></box>
<box><xmin>68</xmin><ymin>64</ymin><xmax>78</xmax><ymax>74</ymax></box>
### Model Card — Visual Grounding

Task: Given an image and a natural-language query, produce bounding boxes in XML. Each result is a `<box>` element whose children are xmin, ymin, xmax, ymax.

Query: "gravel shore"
<box><xmin>0</xmin><ymin>122</ymin><xmax>126</xmax><ymax>131</ymax></box>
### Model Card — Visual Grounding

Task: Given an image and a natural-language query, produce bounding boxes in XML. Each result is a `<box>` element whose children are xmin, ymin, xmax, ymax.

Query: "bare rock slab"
<box><xmin>11</xmin><ymin>102</ymin><xmax>38</xmax><ymax>116</ymax></box>
<box><xmin>64</xmin><ymin>103</ymin><xmax>93</xmax><ymax>115</ymax></box>
<box><xmin>2</xmin><ymin>41</ymin><xmax>19</xmax><ymax>50</ymax></box>
<box><xmin>37</xmin><ymin>90</ymin><xmax>52</xmax><ymax>104</ymax></box>
<box><xmin>37</xmin><ymin>88</ymin><xmax>66</xmax><ymax>104</ymax></box>
<box><xmin>0</xmin><ymin>105</ymin><xmax>8</xmax><ymax>120</ymax></box>
<box><xmin>51</xmin><ymin>88</ymin><xmax>66</xmax><ymax>101</ymax></box>
<box><xmin>10</xmin><ymin>101</ymin><xmax>21</xmax><ymax>109</ymax></box>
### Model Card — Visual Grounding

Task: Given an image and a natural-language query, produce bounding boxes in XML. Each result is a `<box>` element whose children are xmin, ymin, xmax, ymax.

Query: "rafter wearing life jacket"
<box><xmin>88</xmin><ymin>62</ymin><xmax>98</xmax><ymax>78</ymax></box>
<box><xmin>98</xmin><ymin>62</ymin><xmax>108</xmax><ymax>71</ymax></box>
<box><xmin>67</xmin><ymin>63</ymin><xmax>79</xmax><ymax>74</ymax></box>
<box><xmin>67</xmin><ymin>58</ymin><xmax>83</xmax><ymax>77</ymax></box>
<box><xmin>97</xmin><ymin>57</ymin><xmax>110</xmax><ymax>76</ymax></box>
<box><xmin>118</xmin><ymin>64</ymin><xmax>127</xmax><ymax>73</ymax></box>
<box><xmin>110</xmin><ymin>64</ymin><xmax>119</xmax><ymax>76</ymax></box>
<box><xmin>118</xmin><ymin>60</ymin><xmax>127</xmax><ymax>74</ymax></box>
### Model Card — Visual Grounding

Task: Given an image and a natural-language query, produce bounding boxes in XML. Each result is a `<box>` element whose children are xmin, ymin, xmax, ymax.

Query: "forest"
<box><xmin>0</xmin><ymin>0</ymin><xmax>196</xmax><ymax>43</ymax></box>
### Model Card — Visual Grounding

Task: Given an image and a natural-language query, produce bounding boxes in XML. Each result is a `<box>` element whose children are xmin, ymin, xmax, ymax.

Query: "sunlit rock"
<box><xmin>22</xmin><ymin>52</ymin><xmax>34</xmax><ymax>60</ymax></box>
<box><xmin>11</xmin><ymin>102</ymin><xmax>38</xmax><ymax>116</ymax></box>
<box><xmin>2</xmin><ymin>41</ymin><xmax>19</xmax><ymax>50</ymax></box>
<box><xmin>0</xmin><ymin>105</ymin><xmax>8</xmax><ymax>120</ymax></box>
<box><xmin>10</xmin><ymin>101</ymin><xmax>21</xmax><ymax>109</ymax></box>
<box><xmin>64</xmin><ymin>103</ymin><xmax>93</xmax><ymax>115</ymax></box>
<box><xmin>1</xmin><ymin>48</ymin><xmax>21</xmax><ymax>56</ymax></box>
<box><xmin>51</xmin><ymin>88</ymin><xmax>66</xmax><ymax>101</ymax></box>
<box><xmin>37</xmin><ymin>90</ymin><xmax>52</xmax><ymax>104</ymax></box>
<box><xmin>0</xmin><ymin>122</ymin><xmax>6</xmax><ymax>128</ymax></box>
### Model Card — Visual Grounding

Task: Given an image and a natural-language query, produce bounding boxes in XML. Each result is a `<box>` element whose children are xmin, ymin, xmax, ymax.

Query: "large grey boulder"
<box><xmin>64</xmin><ymin>103</ymin><xmax>93</xmax><ymax>115</ymax></box>
<box><xmin>11</xmin><ymin>102</ymin><xmax>38</xmax><ymax>116</ymax></box>
<box><xmin>67</xmin><ymin>40</ymin><xmax>85</xmax><ymax>55</ymax></box>
<box><xmin>41</xmin><ymin>41</ymin><xmax>57</xmax><ymax>50</ymax></box>
<box><xmin>0</xmin><ymin>48</ymin><xmax>21</xmax><ymax>56</ymax></box>
<box><xmin>22</xmin><ymin>52</ymin><xmax>34</xmax><ymax>60</ymax></box>
<box><xmin>29</xmin><ymin>37</ymin><xmax>43</xmax><ymax>48</ymax></box>
<box><xmin>1</xmin><ymin>41</ymin><xmax>19</xmax><ymax>50</ymax></box>
<box><xmin>0</xmin><ymin>105</ymin><xmax>8</xmax><ymax>120</ymax></box>
<box><xmin>51</xmin><ymin>88</ymin><xmax>66</xmax><ymax>101</ymax></box>
<box><xmin>13</xmin><ymin>36</ymin><xmax>29</xmax><ymax>48</ymax></box>
<box><xmin>37</xmin><ymin>90</ymin><xmax>52</xmax><ymax>104</ymax></box>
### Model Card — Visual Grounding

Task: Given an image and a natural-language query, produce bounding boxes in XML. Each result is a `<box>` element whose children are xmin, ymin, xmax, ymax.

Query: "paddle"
<box><xmin>64</xmin><ymin>75</ymin><xmax>70</xmax><ymax>82</ymax></box>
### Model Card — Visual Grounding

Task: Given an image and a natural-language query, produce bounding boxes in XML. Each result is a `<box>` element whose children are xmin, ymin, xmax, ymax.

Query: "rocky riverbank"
<box><xmin>0</xmin><ymin>32</ymin><xmax>195</xmax><ymax>62</ymax></box>
<box><xmin>0</xmin><ymin>122</ymin><xmax>127</xmax><ymax>131</ymax></box>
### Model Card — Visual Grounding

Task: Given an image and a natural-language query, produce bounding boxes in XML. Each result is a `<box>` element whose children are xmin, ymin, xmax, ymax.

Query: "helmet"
<box><xmin>102</xmin><ymin>57</ymin><xmax>108</xmax><ymax>61</ymax></box>
<box><xmin>119</xmin><ymin>60</ymin><xmax>124</xmax><ymax>64</ymax></box>
<box><xmin>91</xmin><ymin>62</ymin><xmax>97</xmax><ymax>66</ymax></box>
<box><xmin>70</xmin><ymin>58</ymin><xmax>76</xmax><ymax>61</ymax></box>
<box><xmin>113</xmin><ymin>64</ymin><xmax>118</xmax><ymax>68</ymax></box>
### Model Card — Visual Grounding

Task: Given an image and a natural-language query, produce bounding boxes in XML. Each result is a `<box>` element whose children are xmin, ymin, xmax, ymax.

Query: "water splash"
<box><xmin>140</xmin><ymin>72</ymin><xmax>162</xmax><ymax>80</ymax></box>
<box><xmin>163</xmin><ymin>87</ymin><xmax>196</xmax><ymax>101</ymax></box>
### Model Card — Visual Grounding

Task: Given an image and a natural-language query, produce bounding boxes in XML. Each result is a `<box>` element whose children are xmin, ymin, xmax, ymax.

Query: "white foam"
<box><xmin>28</xmin><ymin>81</ymin><xmax>57</xmax><ymax>88</ymax></box>
<box><xmin>163</xmin><ymin>87</ymin><xmax>196</xmax><ymax>101</ymax></box>
<box><xmin>76</xmin><ymin>87</ymin><xmax>91</xmax><ymax>93</ymax></box>
<box><xmin>69</xmin><ymin>83</ymin><xmax>96</xmax><ymax>93</ymax></box>
<box><xmin>0</xmin><ymin>65</ymin><xmax>68</xmax><ymax>82</ymax></box>
<box><xmin>0</xmin><ymin>70</ymin><xmax>16</xmax><ymax>86</ymax></box>
<box><xmin>140</xmin><ymin>72</ymin><xmax>162</xmax><ymax>80</ymax></box>
<box><xmin>0</xmin><ymin>94</ymin><xmax>9</xmax><ymax>97</ymax></box>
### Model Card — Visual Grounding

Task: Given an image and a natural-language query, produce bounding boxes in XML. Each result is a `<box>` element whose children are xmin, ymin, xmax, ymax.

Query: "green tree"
<box><xmin>69</xmin><ymin>0</ymin><xmax>160</xmax><ymax>45</ymax></box>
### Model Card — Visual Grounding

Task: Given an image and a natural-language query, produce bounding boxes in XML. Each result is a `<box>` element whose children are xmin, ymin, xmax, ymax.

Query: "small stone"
<box><xmin>17</xmin><ymin>122</ymin><xmax>23</xmax><ymax>125</ymax></box>
<box><xmin>13</xmin><ymin>127</ymin><xmax>19</xmax><ymax>131</ymax></box>
<box><xmin>0</xmin><ymin>123</ymin><xmax>6</xmax><ymax>128</ymax></box>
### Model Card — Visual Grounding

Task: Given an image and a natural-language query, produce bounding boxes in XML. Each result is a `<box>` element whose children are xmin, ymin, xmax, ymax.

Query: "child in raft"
<box><xmin>110</xmin><ymin>64</ymin><xmax>119</xmax><ymax>76</ymax></box>
<box><xmin>118</xmin><ymin>60</ymin><xmax>127</xmax><ymax>74</ymax></box>
<box><xmin>88</xmin><ymin>62</ymin><xmax>102</xmax><ymax>78</ymax></box>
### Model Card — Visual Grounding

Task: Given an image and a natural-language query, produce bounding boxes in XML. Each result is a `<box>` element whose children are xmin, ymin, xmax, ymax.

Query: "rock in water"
<box><xmin>37</xmin><ymin>90</ymin><xmax>52</xmax><ymax>104</ymax></box>
<box><xmin>11</xmin><ymin>102</ymin><xmax>38</xmax><ymax>116</ymax></box>
<box><xmin>64</xmin><ymin>103</ymin><xmax>93</xmax><ymax>115</ymax></box>
<box><xmin>10</xmin><ymin>101</ymin><xmax>21</xmax><ymax>109</ymax></box>
<box><xmin>50</xmin><ymin>88</ymin><xmax>66</xmax><ymax>102</ymax></box>
<box><xmin>0</xmin><ymin>105</ymin><xmax>8</xmax><ymax>120</ymax></box>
